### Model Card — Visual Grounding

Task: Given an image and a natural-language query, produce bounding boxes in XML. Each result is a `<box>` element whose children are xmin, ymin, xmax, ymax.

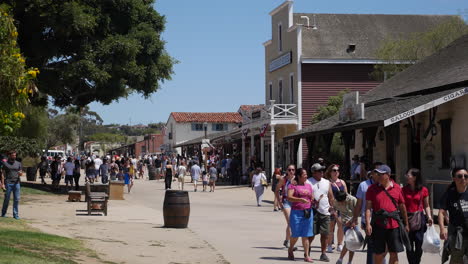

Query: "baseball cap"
<box><xmin>311</xmin><ymin>163</ymin><xmax>325</xmax><ymax>172</ymax></box>
<box><xmin>374</xmin><ymin>164</ymin><xmax>391</xmax><ymax>175</ymax></box>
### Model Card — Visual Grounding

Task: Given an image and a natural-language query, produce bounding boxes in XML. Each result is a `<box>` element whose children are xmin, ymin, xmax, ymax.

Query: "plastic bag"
<box><xmin>344</xmin><ymin>228</ymin><xmax>364</xmax><ymax>252</ymax></box>
<box><xmin>422</xmin><ymin>225</ymin><xmax>441</xmax><ymax>254</ymax></box>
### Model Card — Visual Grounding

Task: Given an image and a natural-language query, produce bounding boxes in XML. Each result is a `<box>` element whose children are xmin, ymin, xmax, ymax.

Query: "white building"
<box><xmin>164</xmin><ymin>112</ymin><xmax>242</xmax><ymax>154</ymax></box>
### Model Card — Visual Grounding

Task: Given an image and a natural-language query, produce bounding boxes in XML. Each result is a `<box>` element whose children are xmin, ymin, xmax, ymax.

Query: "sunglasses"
<box><xmin>456</xmin><ymin>174</ymin><xmax>468</xmax><ymax>179</ymax></box>
<box><xmin>332</xmin><ymin>169</ymin><xmax>339</xmax><ymax>172</ymax></box>
<box><xmin>288</xmin><ymin>169</ymin><xmax>295</xmax><ymax>172</ymax></box>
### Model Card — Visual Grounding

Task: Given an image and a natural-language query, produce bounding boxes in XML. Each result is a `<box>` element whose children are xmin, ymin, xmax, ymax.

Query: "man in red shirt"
<box><xmin>365</xmin><ymin>164</ymin><xmax>409</xmax><ymax>264</ymax></box>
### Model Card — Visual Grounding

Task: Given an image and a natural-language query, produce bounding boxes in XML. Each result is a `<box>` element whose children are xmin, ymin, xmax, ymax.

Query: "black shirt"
<box><xmin>441</xmin><ymin>186</ymin><xmax>468</xmax><ymax>232</ymax></box>
<box><xmin>154</xmin><ymin>159</ymin><xmax>162</xmax><ymax>168</ymax></box>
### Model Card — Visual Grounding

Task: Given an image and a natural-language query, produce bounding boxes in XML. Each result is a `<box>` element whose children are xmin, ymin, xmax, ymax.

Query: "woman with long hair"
<box><xmin>275</xmin><ymin>164</ymin><xmax>297</xmax><ymax>249</ymax></box>
<box><xmin>272</xmin><ymin>168</ymin><xmax>282</xmax><ymax>211</ymax></box>
<box><xmin>325</xmin><ymin>164</ymin><xmax>347</xmax><ymax>253</ymax></box>
<box><xmin>402</xmin><ymin>168</ymin><xmax>432</xmax><ymax>264</ymax></box>
<box><xmin>287</xmin><ymin>168</ymin><xmax>314</xmax><ymax>262</ymax></box>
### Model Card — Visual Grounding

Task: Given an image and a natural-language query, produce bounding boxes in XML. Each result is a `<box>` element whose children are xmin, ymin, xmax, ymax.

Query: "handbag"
<box><xmin>260</xmin><ymin>175</ymin><xmax>268</xmax><ymax>187</ymax></box>
<box><xmin>304</xmin><ymin>208</ymin><xmax>311</xmax><ymax>219</ymax></box>
<box><xmin>408</xmin><ymin>190</ymin><xmax>424</xmax><ymax>231</ymax></box>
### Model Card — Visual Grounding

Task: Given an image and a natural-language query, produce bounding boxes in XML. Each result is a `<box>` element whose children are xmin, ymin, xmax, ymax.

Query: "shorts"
<box><xmin>65</xmin><ymin>175</ymin><xmax>73</xmax><ymax>184</ymax></box>
<box><xmin>155</xmin><ymin>168</ymin><xmax>161</xmax><ymax>175</ymax></box>
<box><xmin>282</xmin><ymin>200</ymin><xmax>291</xmax><ymax>209</ymax></box>
<box><xmin>209</xmin><ymin>176</ymin><xmax>217</xmax><ymax>182</ymax></box>
<box><xmin>202</xmin><ymin>181</ymin><xmax>208</xmax><ymax>185</ymax></box>
<box><xmin>330</xmin><ymin>211</ymin><xmax>341</xmax><ymax>221</ymax></box>
<box><xmin>313</xmin><ymin>211</ymin><xmax>331</xmax><ymax>235</ymax></box>
<box><xmin>178</xmin><ymin>175</ymin><xmax>185</xmax><ymax>182</ymax></box>
<box><xmin>371</xmin><ymin>225</ymin><xmax>404</xmax><ymax>254</ymax></box>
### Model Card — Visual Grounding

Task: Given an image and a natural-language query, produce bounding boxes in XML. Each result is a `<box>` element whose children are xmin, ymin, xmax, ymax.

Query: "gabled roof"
<box><xmin>238</xmin><ymin>105</ymin><xmax>265</xmax><ymax>112</ymax></box>
<box><xmin>295</xmin><ymin>13</ymin><xmax>459</xmax><ymax>60</ymax></box>
<box><xmin>170</xmin><ymin>112</ymin><xmax>242</xmax><ymax>124</ymax></box>
<box><xmin>362</xmin><ymin>33</ymin><xmax>468</xmax><ymax>102</ymax></box>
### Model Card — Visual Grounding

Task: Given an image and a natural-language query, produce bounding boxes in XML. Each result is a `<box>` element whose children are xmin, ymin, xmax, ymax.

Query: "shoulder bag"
<box><xmin>408</xmin><ymin>190</ymin><xmax>424</xmax><ymax>231</ymax></box>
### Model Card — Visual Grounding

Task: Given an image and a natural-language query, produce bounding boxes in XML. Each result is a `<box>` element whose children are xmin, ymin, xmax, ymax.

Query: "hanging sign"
<box><xmin>384</xmin><ymin>87</ymin><xmax>468</xmax><ymax>127</ymax></box>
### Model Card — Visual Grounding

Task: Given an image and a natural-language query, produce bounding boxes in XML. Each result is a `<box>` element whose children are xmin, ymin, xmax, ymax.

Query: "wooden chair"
<box><xmin>85</xmin><ymin>183</ymin><xmax>109</xmax><ymax>216</ymax></box>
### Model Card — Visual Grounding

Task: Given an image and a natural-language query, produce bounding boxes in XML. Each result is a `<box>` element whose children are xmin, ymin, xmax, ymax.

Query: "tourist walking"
<box><xmin>326</xmin><ymin>164</ymin><xmax>348</xmax><ymax>253</ymax></box>
<box><xmin>202</xmin><ymin>170</ymin><xmax>208</xmax><ymax>192</ymax></box>
<box><xmin>93</xmin><ymin>155</ymin><xmax>103</xmax><ymax>182</ymax></box>
<box><xmin>334</xmin><ymin>191</ymin><xmax>358</xmax><ymax>264</ymax></box>
<box><xmin>439</xmin><ymin>167</ymin><xmax>468</xmax><ymax>264</ymax></box>
<box><xmin>165</xmin><ymin>162</ymin><xmax>173</xmax><ymax>190</ymax></box>
<box><xmin>123</xmin><ymin>159</ymin><xmax>133</xmax><ymax>193</ymax></box>
<box><xmin>99</xmin><ymin>158</ymin><xmax>110</xmax><ymax>184</ymax></box>
<box><xmin>73</xmin><ymin>159</ymin><xmax>81</xmax><ymax>190</ymax></box>
<box><xmin>190</xmin><ymin>161</ymin><xmax>201</xmax><ymax>192</ymax></box>
<box><xmin>402</xmin><ymin>168</ymin><xmax>432</xmax><ymax>264</ymax></box>
<box><xmin>251</xmin><ymin>167</ymin><xmax>267</xmax><ymax>206</ymax></box>
<box><xmin>86</xmin><ymin>160</ymin><xmax>96</xmax><ymax>184</ymax></box>
<box><xmin>348</xmin><ymin>162</ymin><xmax>382</xmax><ymax>264</ymax></box>
<box><xmin>154</xmin><ymin>155</ymin><xmax>162</xmax><ymax>179</ymax></box>
<box><xmin>50</xmin><ymin>155</ymin><xmax>63</xmax><ymax>190</ymax></box>
<box><xmin>1</xmin><ymin>150</ymin><xmax>22</xmax><ymax>219</ymax></box>
<box><xmin>286</xmin><ymin>168</ymin><xmax>314</xmax><ymax>262</ymax></box>
<box><xmin>272</xmin><ymin>168</ymin><xmax>282</xmax><ymax>211</ymax></box>
<box><xmin>38</xmin><ymin>156</ymin><xmax>49</xmax><ymax>185</ymax></box>
<box><xmin>275</xmin><ymin>164</ymin><xmax>296</xmax><ymax>249</ymax></box>
<box><xmin>308</xmin><ymin>163</ymin><xmax>334</xmax><ymax>262</ymax></box>
<box><xmin>365</xmin><ymin>164</ymin><xmax>409</xmax><ymax>264</ymax></box>
<box><xmin>63</xmin><ymin>157</ymin><xmax>75</xmax><ymax>191</ymax></box>
<box><xmin>177</xmin><ymin>161</ymin><xmax>187</xmax><ymax>190</ymax></box>
<box><xmin>209</xmin><ymin>164</ymin><xmax>217</xmax><ymax>192</ymax></box>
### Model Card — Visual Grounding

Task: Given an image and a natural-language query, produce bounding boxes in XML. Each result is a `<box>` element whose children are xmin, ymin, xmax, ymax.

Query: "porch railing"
<box><xmin>270</xmin><ymin>103</ymin><xmax>297</xmax><ymax>120</ymax></box>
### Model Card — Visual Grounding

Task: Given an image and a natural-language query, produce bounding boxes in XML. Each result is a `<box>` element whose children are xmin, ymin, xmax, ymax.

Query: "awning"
<box><xmin>175</xmin><ymin>128</ymin><xmax>241</xmax><ymax>148</ymax></box>
<box><xmin>285</xmin><ymin>86</ymin><xmax>468</xmax><ymax>140</ymax></box>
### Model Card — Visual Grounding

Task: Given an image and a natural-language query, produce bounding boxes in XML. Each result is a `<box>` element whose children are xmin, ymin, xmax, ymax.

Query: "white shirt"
<box><xmin>94</xmin><ymin>158</ymin><xmax>103</xmax><ymax>170</ymax></box>
<box><xmin>64</xmin><ymin>162</ymin><xmax>75</xmax><ymax>175</ymax></box>
<box><xmin>308</xmin><ymin>177</ymin><xmax>331</xmax><ymax>215</ymax></box>
<box><xmin>252</xmin><ymin>173</ymin><xmax>266</xmax><ymax>187</ymax></box>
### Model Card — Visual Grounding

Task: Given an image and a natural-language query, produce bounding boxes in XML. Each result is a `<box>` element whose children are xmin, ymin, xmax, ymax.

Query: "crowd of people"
<box><xmin>260</xmin><ymin>158</ymin><xmax>468</xmax><ymax>264</ymax></box>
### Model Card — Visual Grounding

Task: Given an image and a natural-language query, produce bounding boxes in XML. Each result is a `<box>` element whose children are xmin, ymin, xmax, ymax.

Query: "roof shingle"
<box><xmin>170</xmin><ymin>112</ymin><xmax>242</xmax><ymax>123</ymax></box>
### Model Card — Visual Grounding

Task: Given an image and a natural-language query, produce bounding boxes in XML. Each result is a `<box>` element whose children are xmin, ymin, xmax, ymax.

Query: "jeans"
<box><xmin>362</xmin><ymin>223</ymin><xmax>374</xmax><ymax>264</ymax></box>
<box><xmin>2</xmin><ymin>183</ymin><xmax>20</xmax><ymax>218</ymax></box>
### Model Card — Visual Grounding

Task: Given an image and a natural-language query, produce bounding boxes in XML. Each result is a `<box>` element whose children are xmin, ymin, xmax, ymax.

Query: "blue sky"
<box><xmin>89</xmin><ymin>0</ymin><xmax>467</xmax><ymax>125</ymax></box>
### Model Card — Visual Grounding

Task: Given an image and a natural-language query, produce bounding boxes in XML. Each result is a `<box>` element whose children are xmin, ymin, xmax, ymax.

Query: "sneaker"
<box><xmin>326</xmin><ymin>245</ymin><xmax>334</xmax><ymax>253</ymax></box>
<box><xmin>14</xmin><ymin>216</ymin><xmax>20</xmax><ymax>220</ymax></box>
<box><xmin>320</xmin><ymin>253</ymin><xmax>330</xmax><ymax>262</ymax></box>
<box><xmin>337</xmin><ymin>244</ymin><xmax>343</xmax><ymax>252</ymax></box>
<box><xmin>336</xmin><ymin>259</ymin><xmax>343</xmax><ymax>264</ymax></box>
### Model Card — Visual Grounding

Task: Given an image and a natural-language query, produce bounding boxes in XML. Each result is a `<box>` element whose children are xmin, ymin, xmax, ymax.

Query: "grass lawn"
<box><xmin>0</xmin><ymin>188</ymin><xmax>115</xmax><ymax>264</ymax></box>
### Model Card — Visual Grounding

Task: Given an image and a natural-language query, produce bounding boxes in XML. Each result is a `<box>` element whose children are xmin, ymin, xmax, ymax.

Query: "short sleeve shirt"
<box><xmin>402</xmin><ymin>186</ymin><xmax>429</xmax><ymax>213</ymax></box>
<box><xmin>356</xmin><ymin>179</ymin><xmax>375</xmax><ymax>223</ymax></box>
<box><xmin>289</xmin><ymin>184</ymin><xmax>313</xmax><ymax>210</ymax></box>
<box><xmin>440</xmin><ymin>187</ymin><xmax>468</xmax><ymax>232</ymax></box>
<box><xmin>64</xmin><ymin>162</ymin><xmax>75</xmax><ymax>175</ymax></box>
<box><xmin>366</xmin><ymin>182</ymin><xmax>405</xmax><ymax>229</ymax></box>
<box><xmin>2</xmin><ymin>160</ymin><xmax>22</xmax><ymax>184</ymax></box>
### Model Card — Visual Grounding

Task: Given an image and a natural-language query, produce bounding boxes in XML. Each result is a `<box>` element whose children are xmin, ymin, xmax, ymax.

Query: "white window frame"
<box><xmin>289</xmin><ymin>73</ymin><xmax>294</xmax><ymax>104</ymax></box>
<box><xmin>278</xmin><ymin>22</ymin><xmax>283</xmax><ymax>53</ymax></box>
<box><xmin>278</xmin><ymin>78</ymin><xmax>283</xmax><ymax>104</ymax></box>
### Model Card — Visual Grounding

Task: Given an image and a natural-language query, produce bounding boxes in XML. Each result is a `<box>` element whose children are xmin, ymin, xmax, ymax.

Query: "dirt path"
<box><xmin>21</xmin><ymin>194</ymin><xmax>227</xmax><ymax>264</ymax></box>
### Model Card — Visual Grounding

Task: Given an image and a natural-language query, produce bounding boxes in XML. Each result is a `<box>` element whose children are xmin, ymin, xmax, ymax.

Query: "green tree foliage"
<box><xmin>311</xmin><ymin>90</ymin><xmax>348</xmax><ymax>124</ymax></box>
<box><xmin>7</xmin><ymin>0</ymin><xmax>175</xmax><ymax>107</ymax></box>
<box><xmin>16</xmin><ymin>105</ymin><xmax>48</xmax><ymax>143</ymax></box>
<box><xmin>372</xmin><ymin>17</ymin><xmax>468</xmax><ymax>80</ymax></box>
<box><xmin>0</xmin><ymin>136</ymin><xmax>42</xmax><ymax>157</ymax></box>
<box><xmin>88</xmin><ymin>133</ymin><xmax>126</xmax><ymax>143</ymax></box>
<box><xmin>0</xmin><ymin>7</ymin><xmax>38</xmax><ymax>135</ymax></box>
<box><xmin>46</xmin><ymin>112</ymin><xmax>80</xmax><ymax>149</ymax></box>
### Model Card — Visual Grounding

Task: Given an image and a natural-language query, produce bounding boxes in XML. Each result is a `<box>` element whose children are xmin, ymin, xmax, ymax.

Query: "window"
<box><xmin>269</xmin><ymin>83</ymin><xmax>273</xmax><ymax>101</ymax></box>
<box><xmin>278</xmin><ymin>24</ymin><xmax>282</xmax><ymax>52</ymax></box>
<box><xmin>191</xmin><ymin>123</ymin><xmax>204</xmax><ymax>131</ymax></box>
<box><xmin>279</xmin><ymin>80</ymin><xmax>283</xmax><ymax>104</ymax></box>
<box><xmin>289</xmin><ymin>74</ymin><xmax>294</xmax><ymax>104</ymax></box>
<box><xmin>440</xmin><ymin>119</ymin><xmax>452</xmax><ymax>168</ymax></box>
<box><xmin>212</xmin><ymin>123</ymin><xmax>228</xmax><ymax>131</ymax></box>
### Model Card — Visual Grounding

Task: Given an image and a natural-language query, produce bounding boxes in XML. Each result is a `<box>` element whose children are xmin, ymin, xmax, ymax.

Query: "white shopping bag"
<box><xmin>422</xmin><ymin>225</ymin><xmax>441</xmax><ymax>254</ymax></box>
<box><xmin>344</xmin><ymin>228</ymin><xmax>364</xmax><ymax>252</ymax></box>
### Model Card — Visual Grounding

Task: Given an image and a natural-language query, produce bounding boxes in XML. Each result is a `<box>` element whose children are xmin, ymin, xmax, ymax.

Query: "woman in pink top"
<box><xmin>287</xmin><ymin>168</ymin><xmax>314</xmax><ymax>262</ymax></box>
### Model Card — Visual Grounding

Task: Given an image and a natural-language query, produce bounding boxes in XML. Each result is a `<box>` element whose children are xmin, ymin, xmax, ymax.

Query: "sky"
<box><xmin>89</xmin><ymin>0</ymin><xmax>468</xmax><ymax>125</ymax></box>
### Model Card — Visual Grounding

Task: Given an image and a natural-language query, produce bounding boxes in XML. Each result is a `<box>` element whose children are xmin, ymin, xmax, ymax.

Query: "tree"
<box><xmin>0</xmin><ymin>7</ymin><xmax>38</xmax><ymax>135</ymax></box>
<box><xmin>311</xmin><ymin>90</ymin><xmax>348</xmax><ymax>124</ymax></box>
<box><xmin>7</xmin><ymin>0</ymin><xmax>175</xmax><ymax>107</ymax></box>
<box><xmin>87</xmin><ymin>133</ymin><xmax>126</xmax><ymax>144</ymax></box>
<box><xmin>0</xmin><ymin>136</ymin><xmax>42</xmax><ymax>157</ymax></box>
<box><xmin>372</xmin><ymin>17</ymin><xmax>468</xmax><ymax>80</ymax></box>
<box><xmin>45</xmin><ymin>112</ymin><xmax>80</xmax><ymax>150</ymax></box>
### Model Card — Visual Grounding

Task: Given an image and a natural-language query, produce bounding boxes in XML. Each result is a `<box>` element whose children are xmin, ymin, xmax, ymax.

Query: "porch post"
<box><xmin>270</xmin><ymin>125</ymin><xmax>276</xmax><ymax>176</ymax></box>
<box><xmin>250</xmin><ymin>134</ymin><xmax>255</xmax><ymax>163</ymax></box>
<box><xmin>260</xmin><ymin>137</ymin><xmax>265</xmax><ymax>164</ymax></box>
<box><xmin>242</xmin><ymin>136</ymin><xmax>246</xmax><ymax>175</ymax></box>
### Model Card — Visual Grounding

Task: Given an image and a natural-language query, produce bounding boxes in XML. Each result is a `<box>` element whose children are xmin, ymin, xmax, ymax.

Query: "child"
<box><xmin>202</xmin><ymin>170</ymin><xmax>208</xmax><ymax>192</ymax></box>
<box><xmin>334</xmin><ymin>191</ymin><xmax>358</xmax><ymax>264</ymax></box>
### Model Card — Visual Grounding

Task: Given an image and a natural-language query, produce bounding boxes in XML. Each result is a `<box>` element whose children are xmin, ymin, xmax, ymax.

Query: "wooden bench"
<box><xmin>85</xmin><ymin>183</ymin><xmax>108</xmax><ymax>216</ymax></box>
<box><xmin>68</xmin><ymin>190</ymin><xmax>82</xmax><ymax>202</ymax></box>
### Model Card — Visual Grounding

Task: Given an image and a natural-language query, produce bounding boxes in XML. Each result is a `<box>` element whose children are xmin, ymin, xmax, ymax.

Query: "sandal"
<box><xmin>288</xmin><ymin>249</ymin><xmax>295</xmax><ymax>260</ymax></box>
<box><xmin>304</xmin><ymin>257</ymin><xmax>314</xmax><ymax>262</ymax></box>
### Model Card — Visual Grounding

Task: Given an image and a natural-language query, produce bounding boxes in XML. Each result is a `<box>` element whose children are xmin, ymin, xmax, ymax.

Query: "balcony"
<box><xmin>242</xmin><ymin>101</ymin><xmax>298</xmax><ymax>128</ymax></box>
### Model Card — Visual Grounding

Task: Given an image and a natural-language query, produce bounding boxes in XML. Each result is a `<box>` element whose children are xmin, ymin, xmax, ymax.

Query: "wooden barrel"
<box><xmin>163</xmin><ymin>190</ymin><xmax>190</xmax><ymax>228</ymax></box>
<box><xmin>148</xmin><ymin>166</ymin><xmax>157</xmax><ymax>180</ymax></box>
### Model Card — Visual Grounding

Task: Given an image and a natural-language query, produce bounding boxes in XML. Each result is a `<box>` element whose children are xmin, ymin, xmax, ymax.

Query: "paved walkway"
<box><xmin>20</xmin><ymin>176</ymin><xmax>444</xmax><ymax>264</ymax></box>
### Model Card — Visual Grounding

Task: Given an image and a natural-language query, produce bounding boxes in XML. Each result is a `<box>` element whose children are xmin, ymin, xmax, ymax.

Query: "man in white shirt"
<box><xmin>93</xmin><ymin>156</ymin><xmax>103</xmax><ymax>182</ymax></box>
<box><xmin>308</xmin><ymin>163</ymin><xmax>334</xmax><ymax>262</ymax></box>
